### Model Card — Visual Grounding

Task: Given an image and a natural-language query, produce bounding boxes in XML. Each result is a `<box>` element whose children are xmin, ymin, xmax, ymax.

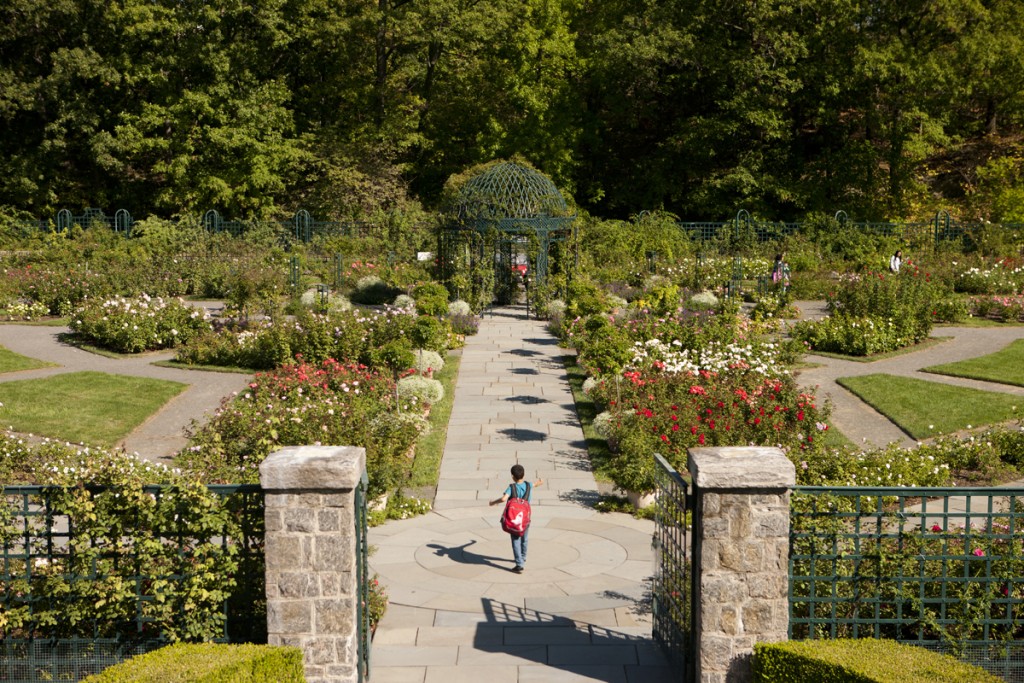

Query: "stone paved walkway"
<box><xmin>368</xmin><ymin>306</ymin><xmax>673</xmax><ymax>683</ymax></box>
<box><xmin>4</xmin><ymin>302</ymin><xmax>1024</xmax><ymax>681</ymax></box>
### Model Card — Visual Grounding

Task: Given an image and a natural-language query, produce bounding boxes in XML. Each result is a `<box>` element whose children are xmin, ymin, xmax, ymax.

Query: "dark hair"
<box><xmin>510</xmin><ymin>464</ymin><xmax>525</xmax><ymax>480</ymax></box>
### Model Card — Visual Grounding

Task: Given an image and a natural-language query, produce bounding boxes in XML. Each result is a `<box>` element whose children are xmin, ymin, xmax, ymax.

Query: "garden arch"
<box><xmin>439</xmin><ymin>160</ymin><xmax>575</xmax><ymax>309</ymax></box>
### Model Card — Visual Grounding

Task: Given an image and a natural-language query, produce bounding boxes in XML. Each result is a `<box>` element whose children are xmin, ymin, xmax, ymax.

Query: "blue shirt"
<box><xmin>504</xmin><ymin>482</ymin><xmax>532</xmax><ymax>501</ymax></box>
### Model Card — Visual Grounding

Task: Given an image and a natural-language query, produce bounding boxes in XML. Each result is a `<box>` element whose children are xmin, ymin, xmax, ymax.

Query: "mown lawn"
<box><xmin>837</xmin><ymin>373</ymin><xmax>1020</xmax><ymax>440</ymax></box>
<box><xmin>0</xmin><ymin>371</ymin><xmax>187</xmax><ymax>446</ymax></box>
<box><xmin>923</xmin><ymin>339</ymin><xmax>1024</xmax><ymax>388</ymax></box>
<box><xmin>0</xmin><ymin>345</ymin><xmax>56</xmax><ymax>374</ymax></box>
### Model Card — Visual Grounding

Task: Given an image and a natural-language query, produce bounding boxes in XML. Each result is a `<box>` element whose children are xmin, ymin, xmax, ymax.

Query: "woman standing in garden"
<box><xmin>889</xmin><ymin>249</ymin><xmax>903</xmax><ymax>274</ymax></box>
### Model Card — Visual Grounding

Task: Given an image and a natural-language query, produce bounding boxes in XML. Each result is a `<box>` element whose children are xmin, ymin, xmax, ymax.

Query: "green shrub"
<box><xmin>350</xmin><ymin>275</ymin><xmax>401</xmax><ymax>305</ymax></box>
<box><xmin>753</xmin><ymin>639</ymin><xmax>1002</xmax><ymax>683</ymax></box>
<box><xmin>81</xmin><ymin>643</ymin><xmax>304</xmax><ymax>683</ymax></box>
<box><xmin>412</xmin><ymin>349</ymin><xmax>445</xmax><ymax>373</ymax></box>
<box><xmin>411</xmin><ymin>282</ymin><xmax>450</xmax><ymax>316</ymax></box>
<box><xmin>410</xmin><ymin>315</ymin><xmax>450</xmax><ymax>352</ymax></box>
<box><xmin>397</xmin><ymin>375</ymin><xmax>445</xmax><ymax>406</ymax></box>
<box><xmin>71</xmin><ymin>295</ymin><xmax>212</xmax><ymax>353</ymax></box>
<box><xmin>0</xmin><ymin>444</ymin><xmax>260</xmax><ymax>644</ymax></box>
<box><xmin>931</xmin><ymin>296</ymin><xmax>970</xmax><ymax>323</ymax></box>
<box><xmin>447</xmin><ymin>299</ymin><xmax>471</xmax><ymax>316</ymax></box>
<box><xmin>565</xmin><ymin>279</ymin><xmax>609</xmax><ymax>319</ymax></box>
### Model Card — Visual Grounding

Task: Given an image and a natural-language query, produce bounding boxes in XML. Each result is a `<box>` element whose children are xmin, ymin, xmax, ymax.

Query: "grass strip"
<box><xmin>563</xmin><ymin>354</ymin><xmax>613</xmax><ymax>483</ymax></box>
<box><xmin>0</xmin><ymin>371</ymin><xmax>187</xmax><ymax>446</ymax></box>
<box><xmin>0</xmin><ymin>346</ymin><xmax>56</xmax><ymax>374</ymax></box>
<box><xmin>837</xmin><ymin>373</ymin><xmax>1022</xmax><ymax>440</ymax></box>
<box><xmin>923</xmin><ymin>338</ymin><xmax>1024</xmax><ymax>388</ymax></box>
<box><xmin>408</xmin><ymin>350</ymin><xmax>462</xmax><ymax>489</ymax></box>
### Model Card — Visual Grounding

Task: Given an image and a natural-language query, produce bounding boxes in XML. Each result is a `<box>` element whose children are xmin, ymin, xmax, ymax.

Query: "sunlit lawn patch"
<box><xmin>0</xmin><ymin>346</ymin><xmax>56</xmax><ymax>374</ymax></box>
<box><xmin>0</xmin><ymin>371</ymin><xmax>187</xmax><ymax>446</ymax></box>
<box><xmin>837</xmin><ymin>373</ymin><xmax>1021</xmax><ymax>439</ymax></box>
<box><xmin>923</xmin><ymin>339</ymin><xmax>1024</xmax><ymax>388</ymax></box>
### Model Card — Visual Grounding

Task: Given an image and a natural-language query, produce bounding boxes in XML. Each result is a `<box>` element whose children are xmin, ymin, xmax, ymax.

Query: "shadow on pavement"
<box><xmin>474</xmin><ymin>599</ymin><xmax>673</xmax><ymax>683</ymax></box>
<box><xmin>425</xmin><ymin>540</ymin><xmax>513</xmax><ymax>571</ymax></box>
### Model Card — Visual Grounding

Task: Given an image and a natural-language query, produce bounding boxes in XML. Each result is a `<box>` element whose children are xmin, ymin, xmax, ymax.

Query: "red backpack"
<box><xmin>500</xmin><ymin>482</ymin><xmax>532</xmax><ymax>536</ymax></box>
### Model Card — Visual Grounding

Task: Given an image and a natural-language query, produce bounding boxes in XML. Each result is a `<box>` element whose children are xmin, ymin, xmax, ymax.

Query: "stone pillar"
<box><xmin>688</xmin><ymin>446</ymin><xmax>795</xmax><ymax>683</ymax></box>
<box><xmin>260</xmin><ymin>445</ymin><xmax>366</xmax><ymax>683</ymax></box>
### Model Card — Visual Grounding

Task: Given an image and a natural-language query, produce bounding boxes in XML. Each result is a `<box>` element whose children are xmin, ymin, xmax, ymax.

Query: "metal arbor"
<box><xmin>440</xmin><ymin>160</ymin><xmax>575</xmax><ymax>307</ymax></box>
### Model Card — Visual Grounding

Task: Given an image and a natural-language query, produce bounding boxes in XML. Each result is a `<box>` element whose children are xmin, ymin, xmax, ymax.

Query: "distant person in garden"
<box><xmin>772</xmin><ymin>253</ymin><xmax>790</xmax><ymax>292</ymax></box>
<box><xmin>889</xmin><ymin>249</ymin><xmax>902</xmax><ymax>274</ymax></box>
<box><xmin>489</xmin><ymin>464</ymin><xmax>543</xmax><ymax>572</ymax></box>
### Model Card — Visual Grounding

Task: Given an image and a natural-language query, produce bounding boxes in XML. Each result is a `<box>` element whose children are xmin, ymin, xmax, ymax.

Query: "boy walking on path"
<box><xmin>490</xmin><ymin>464</ymin><xmax>543</xmax><ymax>572</ymax></box>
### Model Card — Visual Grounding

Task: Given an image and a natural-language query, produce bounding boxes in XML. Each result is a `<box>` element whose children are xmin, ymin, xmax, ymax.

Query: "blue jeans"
<box><xmin>511</xmin><ymin>528</ymin><xmax>529</xmax><ymax>568</ymax></box>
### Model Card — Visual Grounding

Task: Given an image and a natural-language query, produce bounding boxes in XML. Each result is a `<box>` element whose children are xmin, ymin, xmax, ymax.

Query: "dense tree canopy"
<box><xmin>1</xmin><ymin>0</ymin><xmax>1023</xmax><ymax>221</ymax></box>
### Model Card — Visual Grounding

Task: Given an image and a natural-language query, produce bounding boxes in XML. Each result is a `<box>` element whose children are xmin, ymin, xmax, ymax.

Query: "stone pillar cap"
<box><xmin>688</xmin><ymin>446</ymin><xmax>795</xmax><ymax>489</ymax></box>
<box><xmin>259</xmin><ymin>445</ymin><xmax>366</xmax><ymax>490</ymax></box>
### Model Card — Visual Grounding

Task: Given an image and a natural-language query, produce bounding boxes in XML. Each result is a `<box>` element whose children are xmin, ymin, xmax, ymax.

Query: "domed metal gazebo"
<box><xmin>439</xmin><ymin>160</ymin><xmax>575</xmax><ymax>307</ymax></box>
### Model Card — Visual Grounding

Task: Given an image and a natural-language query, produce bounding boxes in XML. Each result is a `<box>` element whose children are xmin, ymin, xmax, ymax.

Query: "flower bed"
<box><xmin>70</xmin><ymin>294</ymin><xmax>211</xmax><ymax>353</ymax></box>
<box><xmin>969</xmin><ymin>294</ymin><xmax>1024</xmax><ymax>322</ymax></box>
<box><xmin>177</xmin><ymin>359</ymin><xmax>427</xmax><ymax>497</ymax></box>
<box><xmin>792</xmin><ymin>270</ymin><xmax>939</xmax><ymax>356</ymax></box>
<box><xmin>954</xmin><ymin>259</ymin><xmax>1024</xmax><ymax>295</ymax></box>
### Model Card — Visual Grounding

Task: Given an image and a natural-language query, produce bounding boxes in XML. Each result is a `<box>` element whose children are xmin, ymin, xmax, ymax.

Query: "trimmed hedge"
<box><xmin>81</xmin><ymin>643</ymin><xmax>305</xmax><ymax>683</ymax></box>
<box><xmin>753</xmin><ymin>639</ymin><xmax>1003</xmax><ymax>683</ymax></box>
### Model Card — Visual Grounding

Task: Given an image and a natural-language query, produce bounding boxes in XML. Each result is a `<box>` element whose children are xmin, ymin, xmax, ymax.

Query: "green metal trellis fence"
<box><xmin>790</xmin><ymin>486</ymin><xmax>1024</xmax><ymax>681</ymax></box>
<box><xmin>0</xmin><ymin>484</ymin><xmax>264</xmax><ymax>682</ymax></box>
<box><xmin>652</xmin><ymin>454</ymin><xmax>695</xmax><ymax>680</ymax></box>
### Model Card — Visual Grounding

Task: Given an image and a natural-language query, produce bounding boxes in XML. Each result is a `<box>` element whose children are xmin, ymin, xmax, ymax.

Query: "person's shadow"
<box><xmin>426</xmin><ymin>539</ymin><xmax>517</xmax><ymax>572</ymax></box>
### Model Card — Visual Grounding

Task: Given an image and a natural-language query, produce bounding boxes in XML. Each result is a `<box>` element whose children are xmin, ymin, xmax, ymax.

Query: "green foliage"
<box><xmin>0</xmin><ymin>446</ymin><xmax>258</xmax><ymax>645</ymax></box>
<box><xmin>753</xmin><ymin>639</ymin><xmax>1003</xmax><ymax>683</ymax></box>
<box><xmin>178</xmin><ymin>359</ymin><xmax>416</xmax><ymax>497</ymax></box>
<box><xmin>367</xmin><ymin>339</ymin><xmax>416</xmax><ymax>378</ymax></box>
<box><xmin>80</xmin><ymin>643</ymin><xmax>304</xmax><ymax>683</ymax></box>
<box><xmin>350</xmin><ymin>276</ymin><xmax>402</xmax><ymax>305</ymax></box>
<box><xmin>397</xmin><ymin>376</ymin><xmax>445</xmax><ymax>407</ymax></box>
<box><xmin>71</xmin><ymin>295</ymin><xmax>212</xmax><ymax>353</ymax></box>
<box><xmin>793</xmin><ymin>271</ymin><xmax>941</xmax><ymax>355</ymax></box>
<box><xmin>409</xmin><ymin>316</ymin><xmax>450</xmax><ymax>353</ymax></box>
<box><xmin>565</xmin><ymin>279</ymin><xmax>610</xmax><ymax>320</ymax></box>
<box><xmin>411</xmin><ymin>282</ymin><xmax>450</xmax><ymax>316</ymax></box>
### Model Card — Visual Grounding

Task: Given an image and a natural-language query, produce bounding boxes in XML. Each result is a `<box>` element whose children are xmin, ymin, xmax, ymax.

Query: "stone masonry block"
<box><xmin>315</xmin><ymin>598</ymin><xmax>355</xmax><ymax>635</ymax></box>
<box><xmin>741</xmin><ymin>602</ymin><xmax>773</xmax><ymax>634</ymax></box>
<box><xmin>700</xmin><ymin>634</ymin><xmax>733</xmax><ymax>670</ymax></box>
<box><xmin>703</xmin><ymin>492</ymin><xmax>721</xmax><ymax>515</ymax></box>
<box><xmin>754</xmin><ymin>511</ymin><xmax>789</xmax><ymax>538</ymax></box>
<box><xmin>703</xmin><ymin>516</ymin><xmax>730</xmax><ymax>538</ymax></box>
<box><xmin>265</xmin><ymin>510</ymin><xmax>284</xmax><ymax>533</ymax></box>
<box><xmin>260</xmin><ymin>446</ymin><xmax>365</xmax><ymax>492</ymax></box>
<box><xmin>278</xmin><ymin>572</ymin><xmax>321</xmax><ymax>599</ymax></box>
<box><xmin>747</xmin><ymin>574</ymin><xmax>785</xmax><ymax>599</ymax></box>
<box><xmin>265</xmin><ymin>535</ymin><xmax>306</xmax><ymax>571</ymax></box>
<box><xmin>285</xmin><ymin>508</ymin><xmax>317</xmax><ymax>533</ymax></box>
<box><xmin>321</xmin><ymin>572</ymin><xmax>342</xmax><ymax>597</ymax></box>
<box><xmin>306</xmin><ymin>637</ymin><xmax>339</xmax><ymax>665</ymax></box>
<box><xmin>267</xmin><ymin>600</ymin><xmax>313</xmax><ymax>634</ymax></box>
<box><xmin>701</xmin><ymin>575</ymin><xmax>743</xmax><ymax>603</ymax></box>
<box><xmin>688</xmin><ymin>447</ymin><xmax>795</xmax><ymax>490</ymax></box>
<box><xmin>720</xmin><ymin>605</ymin><xmax>739</xmax><ymax>636</ymax></box>
<box><xmin>727</xmin><ymin>504</ymin><xmax>753</xmax><ymax>539</ymax></box>
<box><xmin>314</xmin><ymin>535</ymin><xmax>354</xmax><ymax>572</ymax></box>
<box><xmin>319</xmin><ymin>509</ymin><xmax>341</xmax><ymax>532</ymax></box>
